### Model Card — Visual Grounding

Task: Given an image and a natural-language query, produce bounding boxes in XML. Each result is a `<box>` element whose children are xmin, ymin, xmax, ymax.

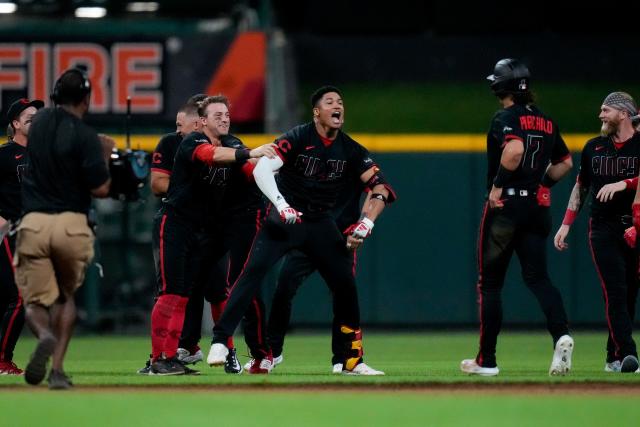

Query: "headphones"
<box><xmin>50</xmin><ymin>67</ymin><xmax>92</xmax><ymax>105</ymax></box>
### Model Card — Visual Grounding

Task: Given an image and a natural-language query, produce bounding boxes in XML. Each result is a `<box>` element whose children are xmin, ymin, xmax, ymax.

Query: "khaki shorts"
<box><xmin>14</xmin><ymin>212</ymin><xmax>95</xmax><ymax>307</ymax></box>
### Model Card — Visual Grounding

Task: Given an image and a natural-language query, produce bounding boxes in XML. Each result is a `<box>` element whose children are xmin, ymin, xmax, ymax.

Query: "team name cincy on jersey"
<box><xmin>591</xmin><ymin>156</ymin><xmax>639</xmax><ymax>177</ymax></box>
<box><xmin>294</xmin><ymin>154</ymin><xmax>346</xmax><ymax>179</ymax></box>
<box><xmin>519</xmin><ymin>115</ymin><xmax>553</xmax><ymax>134</ymax></box>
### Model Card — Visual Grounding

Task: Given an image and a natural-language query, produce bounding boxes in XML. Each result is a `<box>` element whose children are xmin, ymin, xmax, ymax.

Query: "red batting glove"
<box><xmin>279</xmin><ymin>206</ymin><xmax>302</xmax><ymax>224</ymax></box>
<box><xmin>633</xmin><ymin>203</ymin><xmax>640</xmax><ymax>232</ymax></box>
<box><xmin>537</xmin><ymin>185</ymin><xmax>551</xmax><ymax>207</ymax></box>
<box><xmin>624</xmin><ymin>226</ymin><xmax>637</xmax><ymax>248</ymax></box>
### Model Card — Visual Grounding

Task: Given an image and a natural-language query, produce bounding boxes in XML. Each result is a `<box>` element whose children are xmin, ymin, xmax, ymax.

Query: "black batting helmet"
<box><xmin>486</xmin><ymin>58</ymin><xmax>530</xmax><ymax>95</ymax></box>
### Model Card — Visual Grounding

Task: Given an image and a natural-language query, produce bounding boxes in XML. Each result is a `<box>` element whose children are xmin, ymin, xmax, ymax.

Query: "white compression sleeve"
<box><xmin>253</xmin><ymin>156</ymin><xmax>288</xmax><ymax>210</ymax></box>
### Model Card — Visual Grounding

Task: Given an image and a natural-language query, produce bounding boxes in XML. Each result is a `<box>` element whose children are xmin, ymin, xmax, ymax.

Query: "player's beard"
<box><xmin>600</xmin><ymin>118</ymin><xmax>620</xmax><ymax>137</ymax></box>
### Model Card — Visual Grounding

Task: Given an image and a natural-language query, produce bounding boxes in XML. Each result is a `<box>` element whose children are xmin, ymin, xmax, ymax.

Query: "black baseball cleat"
<box><xmin>137</xmin><ymin>359</ymin><xmax>152</xmax><ymax>375</ymax></box>
<box><xmin>224</xmin><ymin>348</ymin><xmax>243</xmax><ymax>374</ymax></box>
<box><xmin>25</xmin><ymin>335</ymin><xmax>57</xmax><ymax>386</ymax></box>
<box><xmin>621</xmin><ymin>355</ymin><xmax>639</xmax><ymax>373</ymax></box>
<box><xmin>47</xmin><ymin>370</ymin><xmax>73</xmax><ymax>390</ymax></box>
<box><xmin>150</xmin><ymin>357</ymin><xmax>186</xmax><ymax>376</ymax></box>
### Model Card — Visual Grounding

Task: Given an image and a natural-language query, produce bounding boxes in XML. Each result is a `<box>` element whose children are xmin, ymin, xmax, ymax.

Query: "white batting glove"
<box><xmin>275</xmin><ymin>200</ymin><xmax>302</xmax><ymax>224</ymax></box>
<box><xmin>349</xmin><ymin>217</ymin><xmax>374</xmax><ymax>239</ymax></box>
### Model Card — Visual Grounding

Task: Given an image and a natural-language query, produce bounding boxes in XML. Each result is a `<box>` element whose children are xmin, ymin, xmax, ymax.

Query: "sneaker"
<box><xmin>604</xmin><ymin>360</ymin><xmax>622</xmax><ymax>373</ymax></box>
<box><xmin>621</xmin><ymin>355</ymin><xmax>639</xmax><ymax>373</ymax></box>
<box><xmin>183</xmin><ymin>366</ymin><xmax>201</xmax><ymax>375</ymax></box>
<box><xmin>332</xmin><ymin>363</ymin><xmax>343</xmax><ymax>374</ymax></box>
<box><xmin>274</xmin><ymin>354</ymin><xmax>284</xmax><ymax>366</ymax></box>
<box><xmin>137</xmin><ymin>359</ymin><xmax>152</xmax><ymax>375</ymax></box>
<box><xmin>207</xmin><ymin>343</ymin><xmax>228</xmax><ymax>366</ymax></box>
<box><xmin>460</xmin><ymin>359</ymin><xmax>499</xmax><ymax>376</ymax></box>
<box><xmin>177</xmin><ymin>347</ymin><xmax>204</xmax><ymax>365</ymax></box>
<box><xmin>224</xmin><ymin>348</ymin><xmax>243</xmax><ymax>374</ymax></box>
<box><xmin>342</xmin><ymin>362</ymin><xmax>385</xmax><ymax>376</ymax></box>
<box><xmin>246</xmin><ymin>355</ymin><xmax>274</xmax><ymax>374</ymax></box>
<box><xmin>47</xmin><ymin>370</ymin><xmax>73</xmax><ymax>390</ymax></box>
<box><xmin>150</xmin><ymin>357</ymin><xmax>186</xmax><ymax>376</ymax></box>
<box><xmin>245</xmin><ymin>354</ymin><xmax>284</xmax><ymax>371</ymax></box>
<box><xmin>0</xmin><ymin>360</ymin><xmax>24</xmax><ymax>375</ymax></box>
<box><xmin>25</xmin><ymin>335</ymin><xmax>57</xmax><ymax>385</ymax></box>
<box><xmin>549</xmin><ymin>335</ymin><xmax>574</xmax><ymax>376</ymax></box>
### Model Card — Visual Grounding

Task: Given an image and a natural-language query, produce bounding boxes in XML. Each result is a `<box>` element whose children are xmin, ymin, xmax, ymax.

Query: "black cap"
<box><xmin>7</xmin><ymin>98</ymin><xmax>44</xmax><ymax>122</ymax></box>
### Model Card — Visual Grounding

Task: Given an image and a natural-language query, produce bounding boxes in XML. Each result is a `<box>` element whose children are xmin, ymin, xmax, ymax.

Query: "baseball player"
<box><xmin>558</xmin><ymin>92</ymin><xmax>640</xmax><ymax>373</ymax></box>
<box><xmin>260</xmin><ymin>179</ymin><xmax>371</xmax><ymax>373</ymax></box>
<box><xmin>0</xmin><ymin>98</ymin><xmax>43</xmax><ymax>375</ymax></box>
<box><xmin>461</xmin><ymin>59</ymin><xmax>574</xmax><ymax>377</ymax></box>
<box><xmin>148</xmin><ymin>95</ymin><xmax>276</xmax><ymax>375</ymax></box>
<box><xmin>207</xmin><ymin>86</ymin><xmax>396</xmax><ymax>375</ymax></box>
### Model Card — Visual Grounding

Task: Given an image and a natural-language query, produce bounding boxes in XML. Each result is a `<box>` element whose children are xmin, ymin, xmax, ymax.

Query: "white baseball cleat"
<box><xmin>342</xmin><ymin>363</ymin><xmax>385</xmax><ymax>376</ymax></box>
<box><xmin>604</xmin><ymin>360</ymin><xmax>622</xmax><ymax>373</ymax></box>
<box><xmin>549</xmin><ymin>335</ymin><xmax>574</xmax><ymax>376</ymax></box>
<box><xmin>206</xmin><ymin>343</ymin><xmax>228</xmax><ymax>366</ymax></box>
<box><xmin>460</xmin><ymin>359</ymin><xmax>499</xmax><ymax>376</ymax></box>
<box><xmin>332</xmin><ymin>363</ymin><xmax>343</xmax><ymax>374</ymax></box>
<box><xmin>244</xmin><ymin>354</ymin><xmax>284</xmax><ymax>371</ymax></box>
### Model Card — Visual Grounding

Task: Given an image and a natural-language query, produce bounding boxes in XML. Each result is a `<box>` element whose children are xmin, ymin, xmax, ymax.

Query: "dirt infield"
<box><xmin>2</xmin><ymin>382</ymin><xmax>640</xmax><ymax>394</ymax></box>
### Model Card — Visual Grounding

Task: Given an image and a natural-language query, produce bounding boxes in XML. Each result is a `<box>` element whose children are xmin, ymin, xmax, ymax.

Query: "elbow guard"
<box><xmin>365</xmin><ymin>170</ymin><xmax>397</xmax><ymax>204</ymax></box>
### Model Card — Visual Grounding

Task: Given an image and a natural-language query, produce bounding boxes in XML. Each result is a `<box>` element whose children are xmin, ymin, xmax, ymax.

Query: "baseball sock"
<box><xmin>164</xmin><ymin>295</ymin><xmax>188</xmax><ymax>359</ymax></box>
<box><xmin>150</xmin><ymin>294</ymin><xmax>176</xmax><ymax>361</ymax></box>
<box><xmin>340</xmin><ymin>325</ymin><xmax>363</xmax><ymax>371</ymax></box>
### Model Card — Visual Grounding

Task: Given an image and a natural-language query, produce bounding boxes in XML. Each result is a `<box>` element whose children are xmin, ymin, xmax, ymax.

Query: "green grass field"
<box><xmin>2</xmin><ymin>332</ymin><xmax>639</xmax><ymax>426</ymax></box>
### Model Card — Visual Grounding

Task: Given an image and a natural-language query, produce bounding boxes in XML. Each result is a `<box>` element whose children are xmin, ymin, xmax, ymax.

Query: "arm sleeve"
<box><xmin>253</xmin><ymin>156</ymin><xmax>287</xmax><ymax>209</ymax></box>
<box><xmin>81</xmin><ymin>130</ymin><xmax>110</xmax><ymax>190</ymax></box>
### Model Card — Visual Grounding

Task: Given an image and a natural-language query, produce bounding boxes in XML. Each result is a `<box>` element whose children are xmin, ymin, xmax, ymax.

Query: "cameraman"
<box><xmin>15</xmin><ymin>67</ymin><xmax>114</xmax><ymax>390</ymax></box>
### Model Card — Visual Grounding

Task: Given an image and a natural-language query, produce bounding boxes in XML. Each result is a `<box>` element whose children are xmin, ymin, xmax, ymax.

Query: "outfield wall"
<box><xmin>92</xmin><ymin>133</ymin><xmax>613</xmax><ymax>329</ymax></box>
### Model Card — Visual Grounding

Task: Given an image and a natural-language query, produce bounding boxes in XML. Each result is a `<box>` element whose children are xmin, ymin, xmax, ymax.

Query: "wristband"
<box><xmin>493</xmin><ymin>165</ymin><xmax>514</xmax><ymax>188</ymax></box>
<box><xmin>360</xmin><ymin>217</ymin><xmax>375</xmax><ymax>229</ymax></box>
<box><xmin>235</xmin><ymin>148</ymin><xmax>251</xmax><ymax>162</ymax></box>
<box><xmin>562</xmin><ymin>209</ymin><xmax>578</xmax><ymax>226</ymax></box>
<box><xmin>624</xmin><ymin>177</ymin><xmax>638</xmax><ymax>190</ymax></box>
<box><xmin>541</xmin><ymin>173</ymin><xmax>558</xmax><ymax>188</ymax></box>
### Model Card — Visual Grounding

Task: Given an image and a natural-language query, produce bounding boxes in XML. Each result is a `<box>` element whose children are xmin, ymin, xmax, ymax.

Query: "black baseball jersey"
<box><xmin>0</xmin><ymin>141</ymin><xmax>27</xmax><ymax>221</ymax></box>
<box><xmin>164</xmin><ymin>131</ymin><xmax>216</xmax><ymax>222</ymax></box>
<box><xmin>151</xmin><ymin>132</ymin><xmax>182</xmax><ymax>176</ymax></box>
<box><xmin>486</xmin><ymin>104</ymin><xmax>570</xmax><ymax>192</ymax></box>
<box><xmin>219</xmin><ymin>164</ymin><xmax>265</xmax><ymax>220</ymax></box>
<box><xmin>578</xmin><ymin>133</ymin><xmax>640</xmax><ymax>218</ymax></box>
<box><xmin>22</xmin><ymin>107</ymin><xmax>110</xmax><ymax>215</ymax></box>
<box><xmin>273</xmin><ymin>122</ymin><xmax>374</xmax><ymax>218</ymax></box>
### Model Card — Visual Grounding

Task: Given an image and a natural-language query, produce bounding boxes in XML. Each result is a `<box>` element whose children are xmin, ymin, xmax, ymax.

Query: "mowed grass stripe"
<box><xmin>1</xmin><ymin>332</ymin><xmax>640</xmax><ymax>387</ymax></box>
<box><xmin>1</xmin><ymin>393</ymin><xmax>639</xmax><ymax>427</ymax></box>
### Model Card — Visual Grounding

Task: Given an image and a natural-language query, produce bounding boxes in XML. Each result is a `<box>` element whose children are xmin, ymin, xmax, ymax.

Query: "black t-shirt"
<box><xmin>151</xmin><ymin>132</ymin><xmax>182</xmax><ymax>176</ymax></box>
<box><xmin>22</xmin><ymin>107</ymin><xmax>110</xmax><ymax>215</ymax></box>
<box><xmin>273</xmin><ymin>122</ymin><xmax>374</xmax><ymax>218</ymax></box>
<box><xmin>578</xmin><ymin>133</ymin><xmax>640</xmax><ymax>218</ymax></box>
<box><xmin>486</xmin><ymin>104</ymin><xmax>570</xmax><ymax>192</ymax></box>
<box><xmin>0</xmin><ymin>141</ymin><xmax>27</xmax><ymax>221</ymax></box>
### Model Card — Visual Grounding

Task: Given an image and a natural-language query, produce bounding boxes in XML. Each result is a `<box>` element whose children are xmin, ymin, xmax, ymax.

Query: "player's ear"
<box><xmin>313</xmin><ymin>107</ymin><xmax>319</xmax><ymax>117</ymax></box>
